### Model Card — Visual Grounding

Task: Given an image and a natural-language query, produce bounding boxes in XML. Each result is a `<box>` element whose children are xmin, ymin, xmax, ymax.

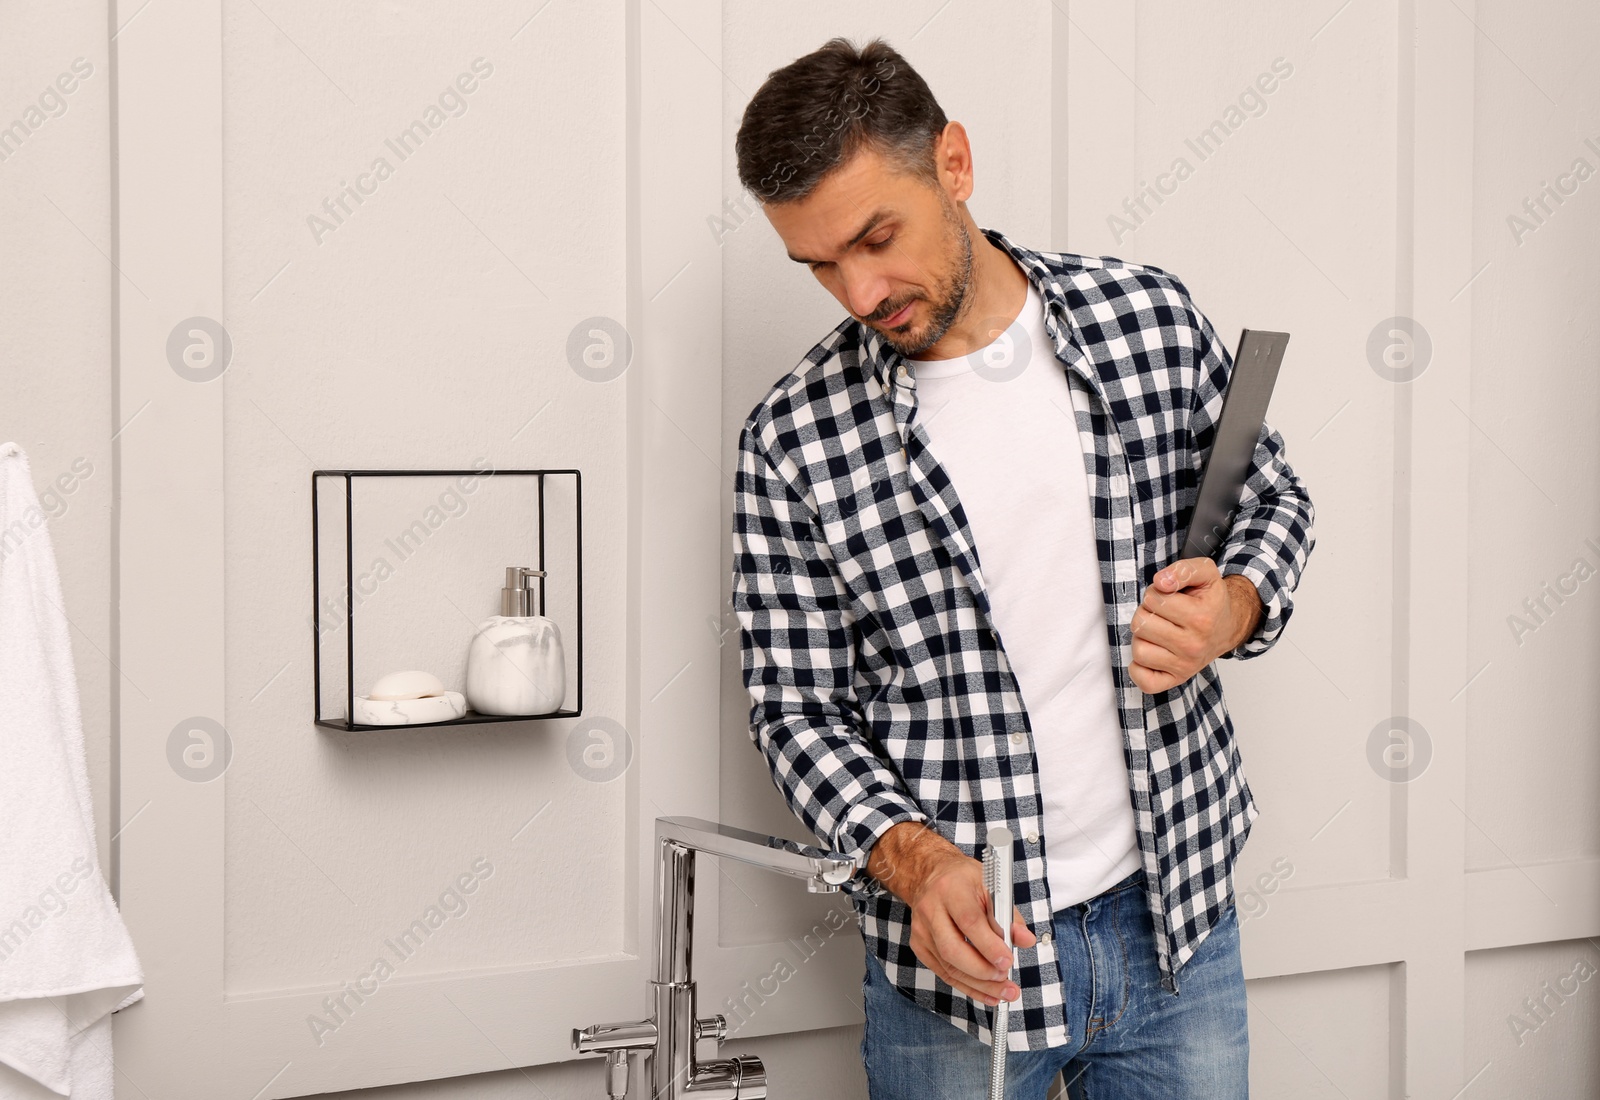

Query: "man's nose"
<box><xmin>842</xmin><ymin>266</ymin><xmax>893</xmax><ymax>321</ymax></box>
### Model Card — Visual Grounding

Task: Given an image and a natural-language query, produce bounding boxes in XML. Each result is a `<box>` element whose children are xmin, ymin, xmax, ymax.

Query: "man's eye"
<box><xmin>867</xmin><ymin>235</ymin><xmax>893</xmax><ymax>250</ymax></box>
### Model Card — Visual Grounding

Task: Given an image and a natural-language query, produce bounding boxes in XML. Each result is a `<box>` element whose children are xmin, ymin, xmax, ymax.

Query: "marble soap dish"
<box><xmin>352</xmin><ymin>670</ymin><xmax>467</xmax><ymax>727</ymax></box>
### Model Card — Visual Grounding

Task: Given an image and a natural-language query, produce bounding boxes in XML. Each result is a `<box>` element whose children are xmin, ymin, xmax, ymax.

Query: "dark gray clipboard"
<box><xmin>1178</xmin><ymin>328</ymin><xmax>1290</xmax><ymax>561</ymax></box>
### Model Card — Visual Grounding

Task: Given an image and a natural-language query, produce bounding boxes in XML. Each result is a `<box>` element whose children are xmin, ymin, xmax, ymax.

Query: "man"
<box><xmin>729</xmin><ymin>37</ymin><xmax>1315</xmax><ymax>1100</ymax></box>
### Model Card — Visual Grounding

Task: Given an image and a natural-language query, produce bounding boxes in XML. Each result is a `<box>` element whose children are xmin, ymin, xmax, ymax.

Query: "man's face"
<box><xmin>763</xmin><ymin>143</ymin><xmax>973</xmax><ymax>357</ymax></box>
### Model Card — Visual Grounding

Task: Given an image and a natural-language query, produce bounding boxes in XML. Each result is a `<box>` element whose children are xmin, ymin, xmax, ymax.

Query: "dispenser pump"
<box><xmin>501</xmin><ymin>566</ymin><xmax>547</xmax><ymax>617</ymax></box>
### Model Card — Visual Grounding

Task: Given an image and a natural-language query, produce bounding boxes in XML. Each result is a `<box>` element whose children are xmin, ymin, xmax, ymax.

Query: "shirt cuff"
<box><xmin>1218</xmin><ymin>556</ymin><xmax>1288</xmax><ymax>660</ymax></box>
<box><xmin>835</xmin><ymin>795</ymin><xmax>927</xmax><ymax>901</ymax></box>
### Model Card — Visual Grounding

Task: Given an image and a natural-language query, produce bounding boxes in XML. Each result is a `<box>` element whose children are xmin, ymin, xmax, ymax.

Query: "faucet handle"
<box><xmin>687</xmin><ymin>1054</ymin><xmax>766</xmax><ymax>1098</ymax></box>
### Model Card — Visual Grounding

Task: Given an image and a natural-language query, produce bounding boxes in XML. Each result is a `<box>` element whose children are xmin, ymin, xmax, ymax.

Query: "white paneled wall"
<box><xmin>217</xmin><ymin>1</ymin><xmax>631</xmax><ymax>996</ymax></box>
<box><xmin>1464</xmin><ymin>1</ymin><xmax>1600</xmax><ymax>869</ymax></box>
<box><xmin>0</xmin><ymin>0</ymin><xmax>115</xmax><ymax>871</ymax></box>
<box><xmin>1464</xmin><ymin>940</ymin><xmax>1600</xmax><ymax>1098</ymax></box>
<box><xmin>0</xmin><ymin>0</ymin><xmax>1595</xmax><ymax>1097</ymax></box>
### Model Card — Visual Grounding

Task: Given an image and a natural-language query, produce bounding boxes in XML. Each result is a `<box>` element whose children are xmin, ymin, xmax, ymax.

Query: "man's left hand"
<box><xmin>1128</xmin><ymin>558</ymin><xmax>1262</xmax><ymax>693</ymax></box>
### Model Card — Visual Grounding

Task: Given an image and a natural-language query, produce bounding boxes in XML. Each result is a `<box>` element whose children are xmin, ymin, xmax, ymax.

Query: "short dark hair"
<box><xmin>735</xmin><ymin>37</ymin><xmax>948</xmax><ymax>205</ymax></box>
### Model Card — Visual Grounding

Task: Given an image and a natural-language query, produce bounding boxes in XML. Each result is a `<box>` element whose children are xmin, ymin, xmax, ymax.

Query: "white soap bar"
<box><xmin>368</xmin><ymin>670</ymin><xmax>446</xmax><ymax>700</ymax></box>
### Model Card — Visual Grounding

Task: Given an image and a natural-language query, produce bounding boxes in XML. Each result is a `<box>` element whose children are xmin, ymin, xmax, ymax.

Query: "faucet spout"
<box><xmin>656</xmin><ymin>816</ymin><xmax>860</xmax><ymax>892</ymax></box>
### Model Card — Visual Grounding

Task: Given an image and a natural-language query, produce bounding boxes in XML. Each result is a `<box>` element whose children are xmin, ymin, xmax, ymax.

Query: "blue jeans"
<box><xmin>859</xmin><ymin>869</ymin><xmax>1248</xmax><ymax>1099</ymax></box>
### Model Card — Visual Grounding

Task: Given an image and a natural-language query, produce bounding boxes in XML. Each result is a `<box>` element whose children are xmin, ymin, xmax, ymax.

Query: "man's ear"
<box><xmin>934</xmin><ymin>121</ymin><xmax>975</xmax><ymax>204</ymax></box>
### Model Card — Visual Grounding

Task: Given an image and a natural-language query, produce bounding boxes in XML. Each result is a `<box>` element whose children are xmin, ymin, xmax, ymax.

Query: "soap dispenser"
<box><xmin>464</xmin><ymin>566</ymin><xmax>567</xmax><ymax>716</ymax></box>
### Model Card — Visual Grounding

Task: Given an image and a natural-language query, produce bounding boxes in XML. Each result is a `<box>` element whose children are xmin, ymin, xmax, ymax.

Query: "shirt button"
<box><xmin>1038</xmin><ymin>931</ymin><xmax>1053</xmax><ymax>945</ymax></box>
<box><xmin>897</xmin><ymin>365</ymin><xmax>908</xmax><ymax>380</ymax></box>
<box><xmin>1009</xmin><ymin>732</ymin><xmax>1024</xmax><ymax>746</ymax></box>
<box><xmin>1026</xmin><ymin>833</ymin><xmax>1039</xmax><ymax>845</ymax></box>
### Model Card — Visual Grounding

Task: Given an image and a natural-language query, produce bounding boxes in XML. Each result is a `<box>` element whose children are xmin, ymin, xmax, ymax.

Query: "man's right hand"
<box><xmin>865</xmin><ymin>820</ymin><xmax>1037</xmax><ymax>1007</ymax></box>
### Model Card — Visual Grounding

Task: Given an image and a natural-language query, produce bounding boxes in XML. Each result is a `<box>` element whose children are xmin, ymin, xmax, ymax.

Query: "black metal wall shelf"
<box><xmin>311</xmin><ymin>467</ymin><xmax>583</xmax><ymax>731</ymax></box>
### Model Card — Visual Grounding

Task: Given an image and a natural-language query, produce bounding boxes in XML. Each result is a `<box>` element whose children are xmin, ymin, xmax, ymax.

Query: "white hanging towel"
<box><xmin>0</xmin><ymin>442</ymin><xmax>142</xmax><ymax>1099</ymax></box>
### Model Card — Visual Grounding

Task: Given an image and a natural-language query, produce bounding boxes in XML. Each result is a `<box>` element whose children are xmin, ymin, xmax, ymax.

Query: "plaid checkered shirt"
<box><xmin>729</xmin><ymin>226</ymin><xmax>1316</xmax><ymax>1050</ymax></box>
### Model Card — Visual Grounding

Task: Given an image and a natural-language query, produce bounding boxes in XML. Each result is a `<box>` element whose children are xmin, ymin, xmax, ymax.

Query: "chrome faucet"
<box><xmin>572</xmin><ymin>816</ymin><xmax>862</xmax><ymax>1098</ymax></box>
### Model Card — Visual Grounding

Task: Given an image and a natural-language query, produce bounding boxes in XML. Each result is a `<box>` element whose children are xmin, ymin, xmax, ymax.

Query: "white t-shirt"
<box><xmin>907</xmin><ymin>280</ymin><xmax>1142</xmax><ymax>909</ymax></box>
